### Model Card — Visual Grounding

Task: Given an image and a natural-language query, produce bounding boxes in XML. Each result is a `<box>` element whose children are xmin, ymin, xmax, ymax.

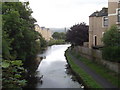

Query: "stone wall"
<box><xmin>73</xmin><ymin>46</ymin><xmax>119</xmax><ymax>73</ymax></box>
<box><xmin>35</xmin><ymin>24</ymin><xmax>52</xmax><ymax>41</ymax></box>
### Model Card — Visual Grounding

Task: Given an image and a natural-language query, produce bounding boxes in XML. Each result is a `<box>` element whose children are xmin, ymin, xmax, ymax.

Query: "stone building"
<box><xmin>89</xmin><ymin>0</ymin><xmax>120</xmax><ymax>48</ymax></box>
<box><xmin>35</xmin><ymin>24</ymin><xmax>52</xmax><ymax>41</ymax></box>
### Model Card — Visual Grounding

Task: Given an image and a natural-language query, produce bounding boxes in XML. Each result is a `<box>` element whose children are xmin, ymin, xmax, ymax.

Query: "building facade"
<box><xmin>89</xmin><ymin>0</ymin><xmax>120</xmax><ymax>48</ymax></box>
<box><xmin>35</xmin><ymin>24</ymin><xmax>52</xmax><ymax>41</ymax></box>
<box><xmin>108</xmin><ymin>0</ymin><xmax>120</xmax><ymax>27</ymax></box>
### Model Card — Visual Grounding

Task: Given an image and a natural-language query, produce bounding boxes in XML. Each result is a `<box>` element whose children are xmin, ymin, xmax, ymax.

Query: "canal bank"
<box><xmin>65</xmin><ymin>47</ymin><xmax>118</xmax><ymax>89</ymax></box>
<box><xmin>24</xmin><ymin>44</ymin><xmax>84</xmax><ymax>88</ymax></box>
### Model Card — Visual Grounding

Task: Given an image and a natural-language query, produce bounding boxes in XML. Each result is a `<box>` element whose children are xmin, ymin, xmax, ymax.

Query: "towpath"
<box><xmin>68</xmin><ymin>51</ymin><xmax>117</xmax><ymax>89</ymax></box>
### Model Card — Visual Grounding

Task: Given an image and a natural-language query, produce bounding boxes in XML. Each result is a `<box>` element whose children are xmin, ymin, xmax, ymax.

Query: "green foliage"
<box><xmin>2</xmin><ymin>31</ymin><xmax>12</xmax><ymax>59</ymax></box>
<box><xmin>2</xmin><ymin>61</ymin><xmax>10</xmax><ymax>68</ymax></box>
<box><xmin>65</xmin><ymin>49</ymin><xmax>102</xmax><ymax>88</ymax></box>
<box><xmin>2</xmin><ymin>2</ymin><xmax>41</xmax><ymax>61</ymax></box>
<box><xmin>66</xmin><ymin>23</ymin><xmax>89</xmax><ymax>46</ymax></box>
<box><xmin>70</xmin><ymin>49</ymin><xmax>119</xmax><ymax>87</ymax></box>
<box><xmin>2</xmin><ymin>2</ymin><xmax>47</xmax><ymax>88</ymax></box>
<box><xmin>102</xmin><ymin>25</ymin><xmax>120</xmax><ymax>46</ymax></box>
<box><xmin>102</xmin><ymin>25</ymin><xmax>120</xmax><ymax>62</ymax></box>
<box><xmin>39</xmin><ymin>35</ymin><xmax>47</xmax><ymax>48</ymax></box>
<box><xmin>2</xmin><ymin>60</ymin><xmax>27</xmax><ymax>88</ymax></box>
<box><xmin>11</xmin><ymin>60</ymin><xmax>23</xmax><ymax>66</ymax></box>
<box><xmin>51</xmin><ymin>32</ymin><xmax>66</xmax><ymax>45</ymax></box>
<box><xmin>52</xmin><ymin>32</ymin><xmax>66</xmax><ymax>40</ymax></box>
<box><xmin>102</xmin><ymin>46</ymin><xmax>120</xmax><ymax>62</ymax></box>
<box><xmin>48</xmin><ymin>39</ymin><xmax>65</xmax><ymax>46</ymax></box>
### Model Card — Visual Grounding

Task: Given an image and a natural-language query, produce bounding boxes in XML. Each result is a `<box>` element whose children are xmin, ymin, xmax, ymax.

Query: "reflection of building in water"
<box><xmin>35</xmin><ymin>24</ymin><xmax>52</xmax><ymax>41</ymax></box>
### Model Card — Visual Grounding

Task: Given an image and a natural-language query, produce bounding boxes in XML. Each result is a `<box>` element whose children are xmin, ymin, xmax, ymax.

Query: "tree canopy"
<box><xmin>2</xmin><ymin>2</ymin><xmax>47</xmax><ymax>88</ymax></box>
<box><xmin>102</xmin><ymin>25</ymin><xmax>120</xmax><ymax>47</ymax></box>
<box><xmin>52</xmin><ymin>32</ymin><xmax>66</xmax><ymax>40</ymax></box>
<box><xmin>2</xmin><ymin>2</ymin><xmax>45</xmax><ymax>61</ymax></box>
<box><xmin>66</xmin><ymin>23</ymin><xmax>89</xmax><ymax>46</ymax></box>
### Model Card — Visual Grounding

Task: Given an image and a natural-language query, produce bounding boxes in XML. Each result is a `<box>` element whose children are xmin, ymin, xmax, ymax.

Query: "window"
<box><xmin>103</xmin><ymin>16</ymin><xmax>108</xmax><ymax>27</ymax></box>
<box><xmin>118</xmin><ymin>9</ymin><xmax>120</xmax><ymax>22</ymax></box>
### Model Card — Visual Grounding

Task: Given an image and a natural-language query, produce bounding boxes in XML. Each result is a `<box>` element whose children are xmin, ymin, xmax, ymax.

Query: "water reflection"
<box><xmin>35</xmin><ymin>44</ymin><xmax>82</xmax><ymax>88</ymax></box>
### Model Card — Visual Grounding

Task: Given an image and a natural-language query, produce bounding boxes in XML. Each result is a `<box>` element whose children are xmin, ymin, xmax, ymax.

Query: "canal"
<box><xmin>27</xmin><ymin>44</ymin><xmax>83</xmax><ymax>88</ymax></box>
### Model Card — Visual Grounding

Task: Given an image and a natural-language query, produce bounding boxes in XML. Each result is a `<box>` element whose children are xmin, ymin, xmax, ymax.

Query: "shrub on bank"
<box><xmin>102</xmin><ymin>46</ymin><xmax>120</xmax><ymax>62</ymax></box>
<box><xmin>2</xmin><ymin>60</ymin><xmax>27</xmax><ymax>88</ymax></box>
<box><xmin>65</xmin><ymin>49</ymin><xmax>102</xmax><ymax>88</ymax></box>
<box><xmin>102</xmin><ymin>25</ymin><xmax>120</xmax><ymax>62</ymax></box>
<box><xmin>48</xmin><ymin>39</ymin><xmax>65</xmax><ymax>46</ymax></box>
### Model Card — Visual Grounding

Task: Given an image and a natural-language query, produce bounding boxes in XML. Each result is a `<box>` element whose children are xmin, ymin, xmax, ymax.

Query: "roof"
<box><xmin>89</xmin><ymin>8</ymin><xmax>108</xmax><ymax>17</ymax></box>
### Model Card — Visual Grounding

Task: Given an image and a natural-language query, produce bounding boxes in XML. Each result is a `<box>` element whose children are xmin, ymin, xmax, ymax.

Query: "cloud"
<box><xmin>21</xmin><ymin>0</ymin><xmax>108</xmax><ymax>28</ymax></box>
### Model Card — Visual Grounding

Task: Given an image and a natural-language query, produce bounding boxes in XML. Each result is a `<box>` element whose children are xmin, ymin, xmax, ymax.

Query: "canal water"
<box><xmin>31</xmin><ymin>44</ymin><xmax>83</xmax><ymax>88</ymax></box>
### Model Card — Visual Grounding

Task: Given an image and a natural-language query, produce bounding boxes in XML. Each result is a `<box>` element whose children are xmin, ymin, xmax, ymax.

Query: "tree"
<box><xmin>52</xmin><ymin>32</ymin><xmax>66</xmax><ymax>40</ymax></box>
<box><xmin>2</xmin><ymin>2</ymin><xmax>47</xmax><ymax>88</ymax></box>
<box><xmin>2</xmin><ymin>31</ymin><xmax>12</xmax><ymax>60</ymax></box>
<box><xmin>66</xmin><ymin>23</ymin><xmax>89</xmax><ymax>46</ymax></box>
<box><xmin>102</xmin><ymin>25</ymin><xmax>120</xmax><ymax>47</ymax></box>
<box><xmin>102</xmin><ymin>25</ymin><xmax>120</xmax><ymax>62</ymax></box>
<box><xmin>2</xmin><ymin>2</ymin><xmax>41</xmax><ymax>61</ymax></box>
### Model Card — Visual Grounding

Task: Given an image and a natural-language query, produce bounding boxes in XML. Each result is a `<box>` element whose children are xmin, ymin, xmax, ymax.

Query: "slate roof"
<box><xmin>89</xmin><ymin>8</ymin><xmax>108</xmax><ymax>17</ymax></box>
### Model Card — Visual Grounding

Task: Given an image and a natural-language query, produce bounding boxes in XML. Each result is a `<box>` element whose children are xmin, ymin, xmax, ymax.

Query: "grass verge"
<box><xmin>65</xmin><ymin>49</ymin><xmax>102</xmax><ymax>88</ymax></box>
<box><xmin>48</xmin><ymin>39</ymin><xmax>65</xmax><ymax>46</ymax></box>
<box><xmin>71</xmin><ymin>49</ymin><xmax>120</xmax><ymax>87</ymax></box>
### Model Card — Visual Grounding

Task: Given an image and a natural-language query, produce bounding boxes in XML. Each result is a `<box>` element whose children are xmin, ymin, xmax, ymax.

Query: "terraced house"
<box><xmin>89</xmin><ymin>0</ymin><xmax>120</xmax><ymax>48</ymax></box>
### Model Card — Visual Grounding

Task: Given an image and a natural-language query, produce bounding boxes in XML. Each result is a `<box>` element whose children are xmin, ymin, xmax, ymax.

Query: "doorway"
<box><xmin>94</xmin><ymin>36</ymin><xmax>97</xmax><ymax>46</ymax></box>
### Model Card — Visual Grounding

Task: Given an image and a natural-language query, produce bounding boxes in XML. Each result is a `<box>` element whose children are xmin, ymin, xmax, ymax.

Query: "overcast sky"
<box><xmin>20</xmin><ymin>0</ymin><xmax>108</xmax><ymax>28</ymax></box>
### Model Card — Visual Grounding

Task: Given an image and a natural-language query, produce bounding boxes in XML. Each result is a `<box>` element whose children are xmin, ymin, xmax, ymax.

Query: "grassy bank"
<box><xmin>65</xmin><ymin>49</ymin><xmax>102</xmax><ymax>88</ymax></box>
<box><xmin>70</xmin><ymin>49</ymin><xmax>120</xmax><ymax>87</ymax></box>
<box><xmin>48</xmin><ymin>39</ymin><xmax>66</xmax><ymax>46</ymax></box>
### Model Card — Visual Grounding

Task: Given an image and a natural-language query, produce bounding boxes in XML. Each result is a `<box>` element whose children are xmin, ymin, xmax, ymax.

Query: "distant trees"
<box><xmin>102</xmin><ymin>25</ymin><xmax>120</xmax><ymax>62</ymax></box>
<box><xmin>66</xmin><ymin>23</ymin><xmax>89</xmax><ymax>46</ymax></box>
<box><xmin>52</xmin><ymin>32</ymin><xmax>66</xmax><ymax>40</ymax></box>
<box><xmin>48</xmin><ymin>32</ymin><xmax>66</xmax><ymax>46</ymax></box>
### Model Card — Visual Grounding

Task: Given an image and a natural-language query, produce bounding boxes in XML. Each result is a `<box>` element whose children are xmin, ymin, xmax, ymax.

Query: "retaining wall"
<box><xmin>73</xmin><ymin>46</ymin><xmax>119</xmax><ymax>73</ymax></box>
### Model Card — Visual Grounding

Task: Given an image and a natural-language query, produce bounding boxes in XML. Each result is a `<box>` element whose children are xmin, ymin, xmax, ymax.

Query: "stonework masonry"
<box><xmin>89</xmin><ymin>0</ymin><xmax>120</xmax><ymax>48</ymax></box>
<box><xmin>35</xmin><ymin>24</ymin><xmax>52</xmax><ymax>41</ymax></box>
<box><xmin>74</xmin><ymin>46</ymin><xmax>119</xmax><ymax>73</ymax></box>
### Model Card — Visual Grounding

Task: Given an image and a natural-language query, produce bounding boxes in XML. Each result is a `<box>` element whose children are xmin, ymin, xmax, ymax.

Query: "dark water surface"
<box><xmin>27</xmin><ymin>44</ymin><xmax>83</xmax><ymax>88</ymax></box>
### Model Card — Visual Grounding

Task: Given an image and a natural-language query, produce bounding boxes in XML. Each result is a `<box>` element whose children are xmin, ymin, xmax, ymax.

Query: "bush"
<box><xmin>52</xmin><ymin>32</ymin><xmax>66</xmax><ymax>40</ymax></box>
<box><xmin>102</xmin><ymin>25</ymin><xmax>120</xmax><ymax>47</ymax></box>
<box><xmin>48</xmin><ymin>39</ymin><xmax>65</xmax><ymax>46</ymax></box>
<box><xmin>102</xmin><ymin>46</ymin><xmax>120</xmax><ymax>62</ymax></box>
<box><xmin>2</xmin><ymin>60</ymin><xmax>27</xmax><ymax>88</ymax></box>
<box><xmin>102</xmin><ymin>25</ymin><xmax>120</xmax><ymax>62</ymax></box>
